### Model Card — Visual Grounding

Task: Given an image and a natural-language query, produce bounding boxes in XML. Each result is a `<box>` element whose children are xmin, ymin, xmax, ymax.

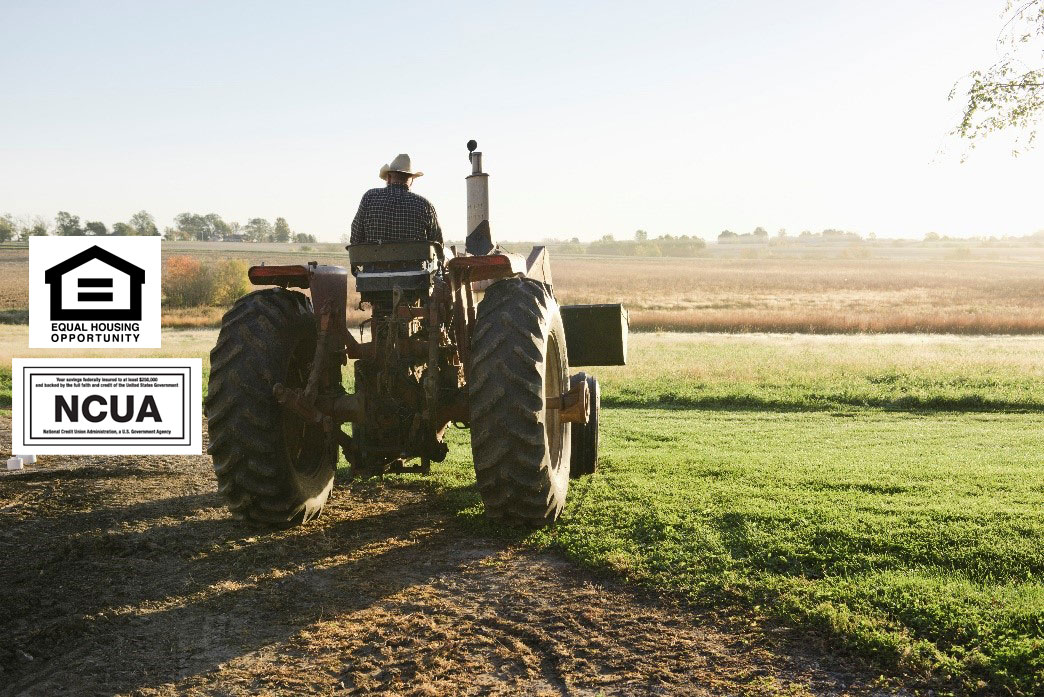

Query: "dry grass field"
<box><xmin>2</xmin><ymin>241</ymin><xmax>1043</xmax><ymax>333</ymax></box>
<box><xmin>549</xmin><ymin>254</ymin><xmax>1044</xmax><ymax>334</ymax></box>
<box><xmin>0</xmin><ymin>247</ymin><xmax>28</xmax><ymax>312</ymax></box>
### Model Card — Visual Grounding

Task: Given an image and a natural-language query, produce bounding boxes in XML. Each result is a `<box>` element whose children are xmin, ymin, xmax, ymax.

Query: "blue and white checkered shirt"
<box><xmin>349</xmin><ymin>183</ymin><xmax>442</xmax><ymax>245</ymax></box>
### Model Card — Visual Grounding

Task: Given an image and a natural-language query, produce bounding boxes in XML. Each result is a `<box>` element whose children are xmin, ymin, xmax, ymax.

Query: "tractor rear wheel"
<box><xmin>206</xmin><ymin>288</ymin><xmax>338</xmax><ymax>526</ymax></box>
<box><xmin>469</xmin><ymin>277</ymin><xmax>572</xmax><ymax>527</ymax></box>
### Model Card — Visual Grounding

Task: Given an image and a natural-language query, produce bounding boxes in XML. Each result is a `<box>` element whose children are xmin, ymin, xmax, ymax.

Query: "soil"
<box><xmin>0</xmin><ymin>418</ymin><xmax>902</xmax><ymax>697</ymax></box>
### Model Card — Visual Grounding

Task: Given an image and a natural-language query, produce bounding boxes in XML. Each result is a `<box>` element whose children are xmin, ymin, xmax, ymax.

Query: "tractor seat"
<box><xmin>347</xmin><ymin>241</ymin><xmax>441</xmax><ymax>293</ymax></box>
<box><xmin>354</xmin><ymin>262</ymin><xmax>434</xmax><ymax>292</ymax></box>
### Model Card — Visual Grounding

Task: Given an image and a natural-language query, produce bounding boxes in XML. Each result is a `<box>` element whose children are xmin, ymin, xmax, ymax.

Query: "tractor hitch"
<box><xmin>548</xmin><ymin>376</ymin><xmax>590</xmax><ymax>424</ymax></box>
<box><xmin>273</xmin><ymin>383</ymin><xmax>366</xmax><ymax>426</ymax></box>
<box><xmin>272</xmin><ymin>382</ymin><xmax>355</xmax><ymax>466</ymax></box>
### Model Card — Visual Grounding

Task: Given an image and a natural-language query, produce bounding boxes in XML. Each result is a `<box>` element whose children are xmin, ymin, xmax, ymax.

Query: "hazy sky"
<box><xmin>1</xmin><ymin>0</ymin><xmax>1041</xmax><ymax>241</ymax></box>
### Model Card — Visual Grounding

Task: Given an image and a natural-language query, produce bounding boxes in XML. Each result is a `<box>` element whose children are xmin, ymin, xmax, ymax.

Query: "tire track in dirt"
<box><xmin>0</xmin><ymin>419</ymin><xmax>903</xmax><ymax>696</ymax></box>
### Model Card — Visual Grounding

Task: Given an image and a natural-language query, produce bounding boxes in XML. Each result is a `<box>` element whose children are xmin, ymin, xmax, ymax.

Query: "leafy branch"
<box><xmin>950</xmin><ymin>0</ymin><xmax>1044</xmax><ymax>152</ymax></box>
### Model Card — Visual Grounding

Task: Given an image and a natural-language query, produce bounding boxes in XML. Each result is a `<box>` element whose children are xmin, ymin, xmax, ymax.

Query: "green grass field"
<box><xmin>3</xmin><ymin>330</ymin><xmax>1042</xmax><ymax>693</ymax></box>
<box><xmin>551</xmin><ymin>410</ymin><xmax>1042</xmax><ymax>693</ymax></box>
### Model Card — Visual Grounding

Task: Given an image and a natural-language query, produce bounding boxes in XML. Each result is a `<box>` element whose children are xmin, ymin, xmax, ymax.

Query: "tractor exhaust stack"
<box><xmin>465</xmin><ymin>139</ymin><xmax>494</xmax><ymax>255</ymax></box>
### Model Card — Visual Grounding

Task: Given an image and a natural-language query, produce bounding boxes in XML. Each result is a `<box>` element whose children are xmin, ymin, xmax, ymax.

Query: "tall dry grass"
<box><xmin>551</xmin><ymin>256</ymin><xmax>1044</xmax><ymax>334</ymax></box>
<box><xmin>627</xmin><ymin>308</ymin><xmax>1044</xmax><ymax>334</ymax></box>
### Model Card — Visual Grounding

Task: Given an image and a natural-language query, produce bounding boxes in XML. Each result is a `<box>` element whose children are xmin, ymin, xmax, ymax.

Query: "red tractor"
<box><xmin>206</xmin><ymin>142</ymin><xmax>627</xmax><ymax>527</ymax></box>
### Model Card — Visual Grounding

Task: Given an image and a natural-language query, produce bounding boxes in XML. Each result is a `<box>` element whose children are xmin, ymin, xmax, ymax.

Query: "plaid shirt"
<box><xmin>349</xmin><ymin>183</ymin><xmax>442</xmax><ymax>245</ymax></box>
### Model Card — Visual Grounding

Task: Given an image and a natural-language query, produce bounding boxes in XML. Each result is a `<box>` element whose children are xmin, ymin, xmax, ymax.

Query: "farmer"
<box><xmin>349</xmin><ymin>153</ymin><xmax>443</xmax><ymax>246</ymax></box>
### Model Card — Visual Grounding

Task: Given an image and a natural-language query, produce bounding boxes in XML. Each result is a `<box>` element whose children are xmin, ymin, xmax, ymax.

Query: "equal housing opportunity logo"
<box><xmin>29</xmin><ymin>236</ymin><xmax>161</xmax><ymax>348</ymax></box>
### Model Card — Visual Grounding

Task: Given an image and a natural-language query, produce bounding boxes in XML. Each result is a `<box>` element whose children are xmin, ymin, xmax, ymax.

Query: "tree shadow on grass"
<box><xmin>604</xmin><ymin>393</ymin><xmax>1044</xmax><ymax>413</ymax></box>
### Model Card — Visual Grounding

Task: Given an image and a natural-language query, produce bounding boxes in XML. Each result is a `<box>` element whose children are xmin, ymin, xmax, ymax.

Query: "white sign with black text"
<box><xmin>11</xmin><ymin>358</ymin><xmax>202</xmax><ymax>455</ymax></box>
<box><xmin>29</xmin><ymin>236</ymin><xmax>161</xmax><ymax>348</ymax></box>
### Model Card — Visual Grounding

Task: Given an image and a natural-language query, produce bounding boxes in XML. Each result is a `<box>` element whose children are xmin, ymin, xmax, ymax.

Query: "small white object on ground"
<box><xmin>16</xmin><ymin>455</ymin><xmax>37</xmax><ymax>464</ymax></box>
<box><xmin>7</xmin><ymin>457</ymin><xmax>24</xmax><ymax>471</ymax></box>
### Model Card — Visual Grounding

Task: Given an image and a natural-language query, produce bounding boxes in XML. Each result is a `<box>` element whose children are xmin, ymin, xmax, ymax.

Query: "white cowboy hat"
<box><xmin>379</xmin><ymin>153</ymin><xmax>423</xmax><ymax>180</ymax></box>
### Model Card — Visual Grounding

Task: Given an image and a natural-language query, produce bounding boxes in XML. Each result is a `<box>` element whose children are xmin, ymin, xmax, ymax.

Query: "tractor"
<box><xmin>205</xmin><ymin>141</ymin><xmax>628</xmax><ymax>528</ymax></box>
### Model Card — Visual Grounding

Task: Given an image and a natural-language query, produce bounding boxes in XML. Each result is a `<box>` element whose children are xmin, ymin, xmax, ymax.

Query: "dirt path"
<box><xmin>0</xmin><ymin>421</ymin><xmax>897</xmax><ymax>696</ymax></box>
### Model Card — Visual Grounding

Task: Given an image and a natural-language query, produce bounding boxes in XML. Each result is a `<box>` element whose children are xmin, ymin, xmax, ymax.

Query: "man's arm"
<box><xmin>349</xmin><ymin>192</ymin><xmax>369</xmax><ymax>245</ymax></box>
<box><xmin>426</xmin><ymin>203</ymin><xmax>443</xmax><ymax>245</ymax></box>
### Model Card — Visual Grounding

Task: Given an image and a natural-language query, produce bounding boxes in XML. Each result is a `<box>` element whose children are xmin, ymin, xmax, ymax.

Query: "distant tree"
<box><xmin>23</xmin><ymin>214</ymin><xmax>48</xmax><ymax>239</ymax></box>
<box><xmin>84</xmin><ymin>221</ymin><xmax>108</xmax><ymax>236</ymax></box>
<box><xmin>111</xmin><ymin>222</ymin><xmax>135</xmax><ymax>235</ymax></box>
<box><xmin>20</xmin><ymin>216</ymin><xmax>49</xmax><ymax>240</ymax></box>
<box><xmin>227</xmin><ymin>221</ymin><xmax>243</xmax><ymax>239</ymax></box>
<box><xmin>172</xmin><ymin>212</ymin><xmax>226</xmax><ymax>241</ymax></box>
<box><xmin>951</xmin><ymin>0</ymin><xmax>1044</xmax><ymax>150</ymax></box>
<box><xmin>273</xmin><ymin>217</ymin><xmax>292</xmax><ymax>243</ymax></box>
<box><xmin>205</xmin><ymin>213</ymin><xmax>230</xmax><ymax>240</ymax></box>
<box><xmin>569</xmin><ymin>237</ymin><xmax>580</xmax><ymax>244</ymax></box>
<box><xmin>55</xmin><ymin>211</ymin><xmax>83</xmax><ymax>236</ymax></box>
<box><xmin>634</xmin><ymin>229</ymin><xmax>648</xmax><ymax>241</ymax></box>
<box><xmin>752</xmin><ymin>226</ymin><xmax>768</xmax><ymax>237</ymax></box>
<box><xmin>129</xmin><ymin>210</ymin><xmax>159</xmax><ymax>236</ymax></box>
<box><xmin>924</xmin><ymin>231</ymin><xmax>941</xmax><ymax>241</ymax></box>
<box><xmin>174</xmin><ymin>213</ymin><xmax>208</xmax><ymax>240</ymax></box>
<box><xmin>600</xmin><ymin>233</ymin><xmax>614</xmax><ymax>242</ymax></box>
<box><xmin>777</xmin><ymin>228</ymin><xmax>787</xmax><ymax>238</ymax></box>
<box><xmin>163</xmin><ymin>226</ymin><xmax>180</xmax><ymax>241</ymax></box>
<box><xmin>339</xmin><ymin>231</ymin><xmax>350</xmax><ymax>245</ymax></box>
<box><xmin>293</xmin><ymin>232</ymin><xmax>316</xmax><ymax>243</ymax></box>
<box><xmin>0</xmin><ymin>214</ymin><xmax>14</xmax><ymax>242</ymax></box>
<box><xmin>718</xmin><ymin>230</ymin><xmax>737</xmax><ymax>239</ymax></box>
<box><xmin>245</xmin><ymin>217</ymin><xmax>272</xmax><ymax>242</ymax></box>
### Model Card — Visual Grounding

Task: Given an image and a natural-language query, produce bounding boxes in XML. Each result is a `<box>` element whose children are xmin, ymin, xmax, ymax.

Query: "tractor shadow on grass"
<box><xmin>0</xmin><ymin>457</ymin><xmax>501</xmax><ymax>696</ymax></box>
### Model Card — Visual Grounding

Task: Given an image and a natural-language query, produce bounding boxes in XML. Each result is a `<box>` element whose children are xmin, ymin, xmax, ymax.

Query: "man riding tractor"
<box><xmin>206</xmin><ymin>143</ymin><xmax>627</xmax><ymax>528</ymax></box>
<box><xmin>350</xmin><ymin>153</ymin><xmax>442</xmax><ymax>247</ymax></box>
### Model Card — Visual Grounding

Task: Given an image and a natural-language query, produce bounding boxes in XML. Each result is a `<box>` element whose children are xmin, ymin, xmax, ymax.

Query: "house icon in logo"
<box><xmin>44</xmin><ymin>245</ymin><xmax>146</xmax><ymax>321</ymax></box>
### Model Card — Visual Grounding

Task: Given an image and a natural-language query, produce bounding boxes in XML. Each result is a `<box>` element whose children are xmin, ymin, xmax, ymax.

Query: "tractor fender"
<box><xmin>305</xmin><ymin>265</ymin><xmax>350</xmax><ymax>348</ymax></box>
<box><xmin>248</xmin><ymin>263</ymin><xmax>351</xmax><ymax>348</ymax></box>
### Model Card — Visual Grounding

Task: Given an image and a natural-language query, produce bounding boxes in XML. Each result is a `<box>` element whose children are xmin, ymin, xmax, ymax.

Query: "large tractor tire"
<box><xmin>469</xmin><ymin>277</ymin><xmax>572</xmax><ymax>527</ymax></box>
<box><xmin>568</xmin><ymin>372</ymin><xmax>600</xmax><ymax>479</ymax></box>
<box><xmin>206</xmin><ymin>288</ymin><xmax>338</xmax><ymax>526</ymax></box>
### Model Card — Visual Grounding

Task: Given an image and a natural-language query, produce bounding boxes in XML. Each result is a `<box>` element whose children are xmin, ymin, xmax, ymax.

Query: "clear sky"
<box><xmin>1</xmin><ymin>0</ymin><xmax>1041</xmax><ymax>241</ymax></box>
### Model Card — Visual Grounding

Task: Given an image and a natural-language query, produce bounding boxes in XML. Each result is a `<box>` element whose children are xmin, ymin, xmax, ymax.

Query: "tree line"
<box><xmin>0</xmin><ymin>210</ymin><xmax>317</xmax><ymax>244</ymax></box>
<box><xmin>166</xmin><ymin>213</ymin><xmax>316</xmax><ymax>243</ymax></box>
<box><xmin>516</xmin><ymin>231</ymin><xmax>708</xmax><ymax>258</ymax></box>
<box><xmin>718</xmin><ymin>227</ymin><xmax>864</xmax><ymax>243</ymax></box>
